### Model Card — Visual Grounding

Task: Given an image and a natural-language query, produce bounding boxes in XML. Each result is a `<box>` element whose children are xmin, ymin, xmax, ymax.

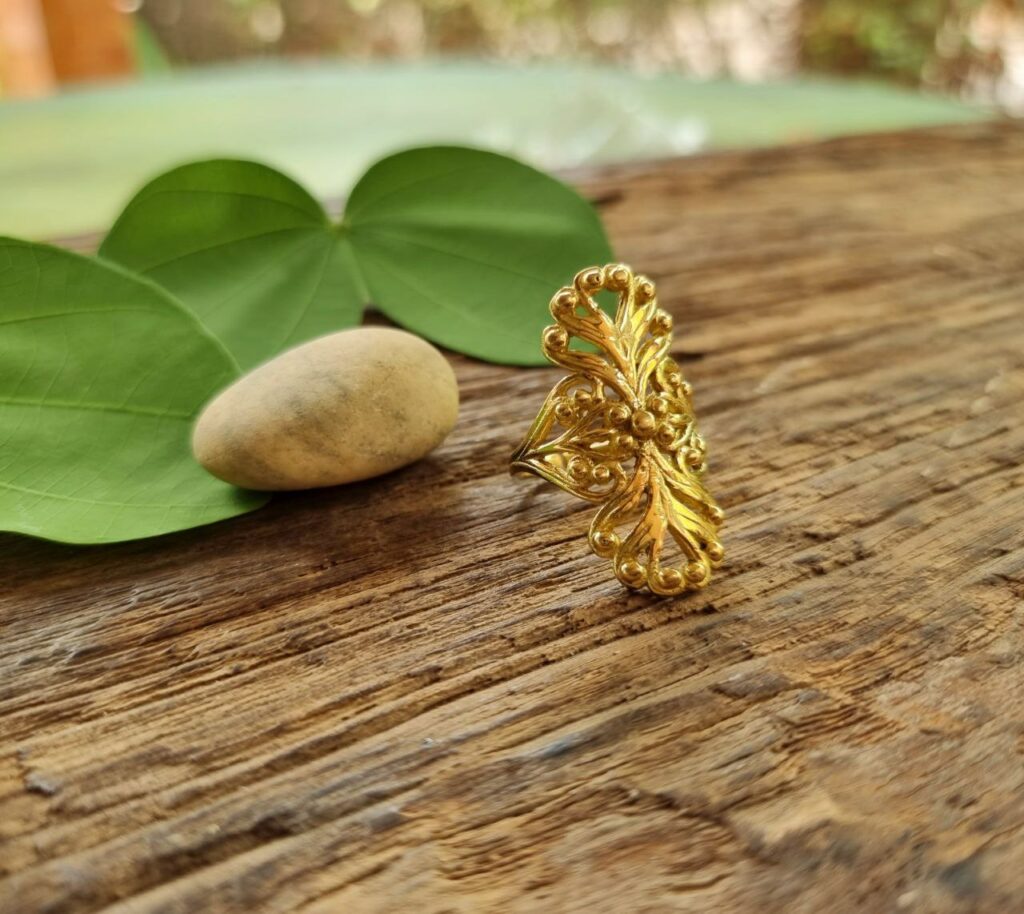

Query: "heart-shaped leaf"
<box><xmin>101</xmin><ymin>147</ymin><xmax>613</xmax><ymax>367</ymax></box>
<box><xmin>0</xmin><ymin>239</ymin><xmax>268</xmax><ymax>544</ymax></box>
<box><xmin>99</xmin><ymin>159</ymin><xmax>365</xmax><ymax>372</ymax></box>
<box><xmin>342</xmin><ymin>146</ymin><xmax>613</xmax><ymax>364</ymax></box>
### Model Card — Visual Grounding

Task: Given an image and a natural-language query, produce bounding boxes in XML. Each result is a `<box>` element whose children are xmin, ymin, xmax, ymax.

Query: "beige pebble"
<box><xmin>193</xmin><ymin>328</ymin><xmax>458</xmax><ymax>490</ymax></box>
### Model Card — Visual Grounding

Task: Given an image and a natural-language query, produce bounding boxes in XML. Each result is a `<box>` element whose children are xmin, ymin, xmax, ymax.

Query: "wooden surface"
<box><xmin>2</xmin><ymin>122</ymin><xmax>1024</xmax><ymax>913</ymax></box>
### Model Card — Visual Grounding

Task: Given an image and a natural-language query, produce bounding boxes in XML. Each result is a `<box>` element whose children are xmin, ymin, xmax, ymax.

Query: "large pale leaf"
<box><xmin>0</xmin><ymin>239</ymin><xmax>267</xmax><ymax>544</ymax></box>
<box><xmin>1</xmin><ymin>63</ymin><xmax>988</xmax><ymax>241</ymax></box>
<box><xmin>101</xmin><ymin>148</ymin><xmax>612</xmax><ymax>367</ymax></box>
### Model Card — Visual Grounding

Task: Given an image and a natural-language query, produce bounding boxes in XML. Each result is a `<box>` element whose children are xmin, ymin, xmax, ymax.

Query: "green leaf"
<box><xmin>101</xmin><ymin>147</ymin><xmax>613</xmax><ymax>367</ymax></box>
<box><xmin>100</xmin><ymin>159</ymin><xmax>365</xmax><ymax>372</ymax></box>
<box><xmin>0</xmin><ymin>239</ymin><xmax>268</xmax><ymax>544</ymax></box>
<box><xmin>344</xmin><ymin>146</ymin><xmax>613</xmax><ymax>365</ymax></box>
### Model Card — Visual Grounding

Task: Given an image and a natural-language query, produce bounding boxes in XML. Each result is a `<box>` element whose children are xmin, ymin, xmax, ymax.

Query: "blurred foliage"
<box><xmin>801</xmin><ymin>0</ymin><xmax>984</xmax><ymax>87</ymax></box>
<box><xmin>134</xmin><ymin>0</ymin><xmax>1022</xmax><ymax>105</ymax></box>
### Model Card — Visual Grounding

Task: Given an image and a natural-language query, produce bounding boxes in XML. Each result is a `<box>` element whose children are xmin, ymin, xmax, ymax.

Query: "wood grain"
<box><xmin>2</xmin><ymin>122</ymin><xmax>1024</xmax><ymax>914</ymax></box>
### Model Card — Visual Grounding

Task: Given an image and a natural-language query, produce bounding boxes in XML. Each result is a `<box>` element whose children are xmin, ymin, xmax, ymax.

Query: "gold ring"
<box><xmin>511</xmin><ymin>264</ymin><xmax>724</xmax><ymax>596</ymax></box>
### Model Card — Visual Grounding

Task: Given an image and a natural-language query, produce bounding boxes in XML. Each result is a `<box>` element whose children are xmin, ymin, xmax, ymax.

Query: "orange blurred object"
<box><xmin>0</xmin><ymin>0</ymin><xmax>134</xmax><ymax>97</ymax></box>
<box><xmin>0</xmin><ymin>0</ymin><xmax>55</xmax><ymax>97</ymax></box>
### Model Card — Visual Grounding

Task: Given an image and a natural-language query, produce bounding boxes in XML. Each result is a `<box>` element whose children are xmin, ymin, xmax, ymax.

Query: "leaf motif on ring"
<box><xmin>511</xmin><ymin>264</ymin><xmax>724</xmax><ymax>596</ymax></box>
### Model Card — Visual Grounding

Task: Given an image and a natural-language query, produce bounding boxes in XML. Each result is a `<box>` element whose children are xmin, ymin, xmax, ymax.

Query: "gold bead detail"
<box><xmin>630</xmin><ymin>410</ymin><xmax>657</xmax><ymax>438</ymax></box>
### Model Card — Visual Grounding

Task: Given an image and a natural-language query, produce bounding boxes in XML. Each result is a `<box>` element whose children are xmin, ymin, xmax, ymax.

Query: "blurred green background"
<box><xmin>3</xmin><ymin>0</ymin><xmax>1021</xmax><ymax>239</ymax></box>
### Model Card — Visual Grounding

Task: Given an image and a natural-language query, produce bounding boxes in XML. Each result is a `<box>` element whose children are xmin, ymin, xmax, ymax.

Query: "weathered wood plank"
<box><xmin>2</xmin><ymin>122</ymin><xmax>1023</xmax><ymax>913</ymax></box>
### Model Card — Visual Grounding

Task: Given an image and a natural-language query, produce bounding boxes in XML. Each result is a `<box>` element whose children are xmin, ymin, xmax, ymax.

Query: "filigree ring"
<box><xmin>511</xmin><ymin>264</ymin><xmax>724</xmax><ymax>596</ymax></box>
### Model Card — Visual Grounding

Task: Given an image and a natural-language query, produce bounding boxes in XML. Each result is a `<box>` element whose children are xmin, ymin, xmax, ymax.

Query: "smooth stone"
<box><xmin>193</xmin><ymin>327</ymin><xmax>458</xmax><ymax>491</ymax></box>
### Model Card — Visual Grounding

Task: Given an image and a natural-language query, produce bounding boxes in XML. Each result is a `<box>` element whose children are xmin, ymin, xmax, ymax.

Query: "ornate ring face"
<box><xmin>511</xmin><ymin>264</ymin><xmax>724</xmax><ymax>596</ymax></box>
